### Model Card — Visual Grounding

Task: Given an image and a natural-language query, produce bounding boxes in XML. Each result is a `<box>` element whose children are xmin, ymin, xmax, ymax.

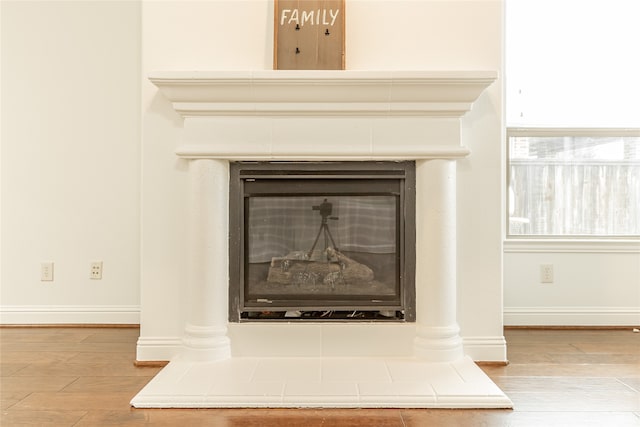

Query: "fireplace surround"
<box><xmin>131</xmin><ymin>70</ymin><xmax>511</xmax><ymax>408</ymax></box>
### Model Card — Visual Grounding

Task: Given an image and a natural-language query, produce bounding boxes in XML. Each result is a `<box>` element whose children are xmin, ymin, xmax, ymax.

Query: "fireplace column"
<box><xmin>413</xmin><ymin>159</ymin><xmax>464</xmax><ymax>362</ymax></box>
<box><xmin>182</xmin><ymin>158</ymin><xmax>232</xmax><ymax>361</ymax></box>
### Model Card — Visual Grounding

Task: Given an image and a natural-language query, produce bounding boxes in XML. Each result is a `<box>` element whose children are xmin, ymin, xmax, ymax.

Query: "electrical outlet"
<box><xmin>90</xmin><ymin>261</ymin><xmax>103</xmax><ymax>280</ymax></box>
<box><xmin>41</xmin><ymin>262</ymin><xmax>54</xmax><ymax>281</ymax></box>
<box><xmin>540</xmin><ymin>264</ymin><xmax>554</xmax><ymax>283</ymax></box>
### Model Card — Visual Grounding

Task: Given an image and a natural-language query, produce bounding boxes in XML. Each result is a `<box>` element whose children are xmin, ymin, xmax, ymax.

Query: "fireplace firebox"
<box><xmin>229</xmin><ymin>162</ymin><xmax>416</xmax><ymax>321</ymax></box>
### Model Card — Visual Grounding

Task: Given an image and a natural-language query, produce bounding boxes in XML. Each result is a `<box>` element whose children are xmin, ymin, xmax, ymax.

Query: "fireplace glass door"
<box><xmin>229</xmin><ymin>162</ymin><xmax>415</xmax><ymax>321</ymax></box>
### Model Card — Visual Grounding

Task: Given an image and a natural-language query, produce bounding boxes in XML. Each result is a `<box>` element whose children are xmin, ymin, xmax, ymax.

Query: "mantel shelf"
<box><xmin>149</xmin><ymin>70</ymin><xmax>497</xmax><ymax>118</ymax></box>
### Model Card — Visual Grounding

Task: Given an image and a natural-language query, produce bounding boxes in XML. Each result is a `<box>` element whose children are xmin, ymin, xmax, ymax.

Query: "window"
<box><xmin>506</xmin><ymin>0</ymin><xmax>640</xmax><ymax>238</ymax></box>
<box><xmin>506</xmin><ymin>0</ymin><xmax>640</xmax><ymax>128</ymax></box>
<box><xmin>508</xmin><ymin>131</ymin><xmax>640</xmax><ymax>237</ymax></box>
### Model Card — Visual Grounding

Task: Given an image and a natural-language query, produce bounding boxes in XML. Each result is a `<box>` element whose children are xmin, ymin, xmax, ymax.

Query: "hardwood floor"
<box><xmin>1</xmin><ymin>327</ymin><xmax>638</xmax><ymax>426</ymax></box>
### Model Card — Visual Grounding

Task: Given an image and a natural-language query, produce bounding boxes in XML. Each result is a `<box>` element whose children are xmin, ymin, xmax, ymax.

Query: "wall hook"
<box><xmin>295</xmin><ymin>24</ymin><xmax>300</xmax><ymax>30</ymax></box>
<box><xmin>325</xmin><ymin>29</ymin><xmax>330</xmax><ymax>36</ymax></box>
<box><xmin>295</xmin><ymin>47</ymin><xmax>300</xmax><ymax>54</ymax></box>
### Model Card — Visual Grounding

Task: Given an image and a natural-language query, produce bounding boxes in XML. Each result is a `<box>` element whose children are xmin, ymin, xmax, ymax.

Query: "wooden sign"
<box><xmin>274</xmin><ymin>0</ymin><xmax>345</xmax><ymax>70</ymax></box>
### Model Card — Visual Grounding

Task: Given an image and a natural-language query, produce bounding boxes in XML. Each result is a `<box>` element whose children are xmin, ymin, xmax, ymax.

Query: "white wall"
<box><xmin>139</xmin><ymin>0</ymin><xmax>506</xmax><ymax>361</ymax></box>
<box><xmin>504</xmin><ymin>242</ymin><xmax>640</xmax><ymax>326</ymax></box>
<box><xmin>1</xmin><ymin>1</ymin><xmax>141</xmax><ymax>323</ymax></box>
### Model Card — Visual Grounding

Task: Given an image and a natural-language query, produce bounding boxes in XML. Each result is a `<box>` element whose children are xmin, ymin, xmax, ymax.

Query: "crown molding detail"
<box><xmin>148</xmin><ymin>70</ymin><xmax>496</xmax><ymax>118</ymax></box>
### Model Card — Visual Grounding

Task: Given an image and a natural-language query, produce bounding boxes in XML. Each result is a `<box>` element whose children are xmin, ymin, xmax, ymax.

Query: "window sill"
<box><xmin>504</xmin><ymin>239</ymin><xmax>640</xmax><ymax>254</ymax></box>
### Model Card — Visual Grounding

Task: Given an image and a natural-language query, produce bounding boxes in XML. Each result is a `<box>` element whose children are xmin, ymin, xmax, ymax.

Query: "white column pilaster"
<box><xmin>182</xmin><ymin>158</ymin><xmax>231</xmax><ymax>361</ymax></box>
<box><xmin>413</xmin><ymin>159</ymin><xmax>464</xmax><ymax>362</ymax></box>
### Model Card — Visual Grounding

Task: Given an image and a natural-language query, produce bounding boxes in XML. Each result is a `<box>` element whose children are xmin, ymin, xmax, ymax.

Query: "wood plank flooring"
<box><xmin>1</xmin><ymin>327</ymin><xmax>639</xmax><ymax>426</ymax></box>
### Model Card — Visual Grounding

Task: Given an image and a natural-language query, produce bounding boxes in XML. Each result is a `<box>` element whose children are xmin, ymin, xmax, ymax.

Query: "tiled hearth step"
<box><xmin>130</xmin><ymin>356</ymin><xmax>512</xmax><ymax>408</ymax></box>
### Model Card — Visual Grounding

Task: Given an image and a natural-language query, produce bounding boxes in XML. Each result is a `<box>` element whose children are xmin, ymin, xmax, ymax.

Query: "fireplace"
<box><xmin>132</xmin><ymin>70</ymin><xmax>511</xmax><ymax>409</ymax></box>
<box><xmin>229</xmin><ymin>161</ymin><xmax>416</xmax><ymax>321</ymax></box>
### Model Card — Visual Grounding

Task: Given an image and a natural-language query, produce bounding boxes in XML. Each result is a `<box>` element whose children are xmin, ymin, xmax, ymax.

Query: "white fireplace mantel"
<box><xmin>132</xmin><ymin>70</ymin><xmax>511</xmax><ymax>409</ymax></box>
<box><xmin>149</xmin><ymin>70</ymin><xmax>497</xmax><ymax>117</ymax></box>
<box><xmin>148</xmin><ymin>70</ymin><xmax>496</xmax><ymax>160</ymax></box>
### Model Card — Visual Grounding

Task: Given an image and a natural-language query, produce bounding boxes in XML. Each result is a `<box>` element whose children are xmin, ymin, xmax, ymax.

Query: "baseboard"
<box><xmin>505</xmin><ymin>325</ymin><xmax>637</xmax><ymax>330</ymax></box>
<box><xmin>504</xmin><ymin>307</ymin><xmax>640</xmax><ymax>327</ymax></box>
<box><xmin>136</xmin><ymin>336</ymin><xmax>183</xmax><ymax>362</ymax></box>
<box><xmin>135</xmin><ymin>334</ymin><xmax>509</xmax><ymax>363</ymax></box>
<box><xmin>0</xmin><ymin>305</ymin><xmax>140</xmax><ymax>325</ymax></box>
<box><xmin>462</xmin><ymin>336</ymin><xmax>508</xmax><ymax>362</ymax></box>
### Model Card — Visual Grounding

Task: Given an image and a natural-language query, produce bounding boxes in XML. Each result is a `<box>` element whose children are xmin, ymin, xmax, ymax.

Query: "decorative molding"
<box><xmin>149</xmin><ymin>70</ymin><xmax>497</xmax><ymax>118</ymax></box>
<box><xmin>150</xmin><ymin>70</ymin><xmax>497</xmax><ymax>162</ymax></box>
<box><xmin>0</xmin><ymin>305</ymin><xmax>140</xmax><ymax>325</ymax></box>
<box><xmin>504</xmin><ymin>307</ymin><xmax>640</xmax><ymax>326</ymax></box>
<box><xmin>175</xmin><ymin>144</ymin><xmax>472</xmax><ymax>161</ymax></box>
<box><xmin>171</xmin><ymin>102</ymin><xmax>478</xmax><ymax>117</ymax></box>
<box><xmin>504</xmin><ymin>239</ymin><xmax>640</xmax><ymax>254</ymax></box>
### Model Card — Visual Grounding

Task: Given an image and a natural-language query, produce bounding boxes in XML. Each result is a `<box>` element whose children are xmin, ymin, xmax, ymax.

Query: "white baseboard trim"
<box><xmin>0</xmin><ymin>305</ymin><xmax>140</xmax><ymax>325</ymax></box>
<box><xmin>136</xmin><ymin>336</ymin><xmax>183</xmax><ymax>362</ymax></box>
<box><xmin>463</xmin><ymin>336</ymin><xmax>507</xmax><ymax>362</ymax></box>
<box><xmin>134</xmin><ymin>334</ymin><xmax>508</xmax><ymax>363</ymax></box>
<box><xmin>504</xmin><ymin>307</ymin><xmax>640</xmax><ymax>326</ymax></box>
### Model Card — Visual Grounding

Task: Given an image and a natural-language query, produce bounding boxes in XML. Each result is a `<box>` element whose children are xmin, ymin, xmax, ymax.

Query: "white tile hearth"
<box><xmin>130</xmin><ymin>356</ymin><xmax>512</xmax><ymax>408</ymax></box>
